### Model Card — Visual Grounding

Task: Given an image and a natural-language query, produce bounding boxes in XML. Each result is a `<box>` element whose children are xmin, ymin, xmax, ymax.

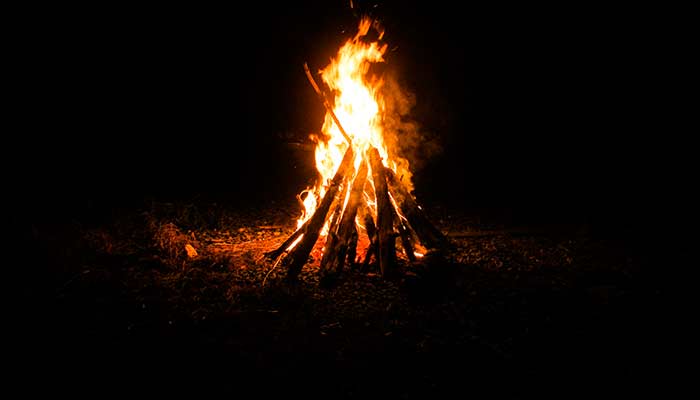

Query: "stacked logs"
<box><xmin>266</xmin><ymin>145</ymin><xmax>448</xmax><ymax>284</ymax></box>
<box><xmin>265</xmin><ymin>63</ymin><xmax>448</xmax><ymax>285</ymax></box>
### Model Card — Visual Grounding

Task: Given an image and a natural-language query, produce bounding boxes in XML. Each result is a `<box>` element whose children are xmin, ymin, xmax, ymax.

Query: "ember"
<box><xmin>267</xmin><ymin>17</ymin><xmax>447</xmax><ymax>284</ymax></box>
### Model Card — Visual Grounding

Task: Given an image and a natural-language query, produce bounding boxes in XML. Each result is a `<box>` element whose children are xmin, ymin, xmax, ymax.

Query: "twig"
<box><xmin>262</xmin><ymin>254</ymin><xmax>284</xmax><ymax>287</ymax></box>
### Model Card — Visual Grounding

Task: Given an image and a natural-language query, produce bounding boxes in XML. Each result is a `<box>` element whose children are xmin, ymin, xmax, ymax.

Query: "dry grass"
<box><xmin>153</xmin><ymin>222</ymin><xmax>192</xmax><ymax>260</ymax></box>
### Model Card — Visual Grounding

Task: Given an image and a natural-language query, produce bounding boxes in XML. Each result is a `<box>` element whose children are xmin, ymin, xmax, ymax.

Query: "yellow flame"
<box><xmin>296</xmin><ymin>17</ymin><xmax>412</xmax><ymax>233</ymax></box>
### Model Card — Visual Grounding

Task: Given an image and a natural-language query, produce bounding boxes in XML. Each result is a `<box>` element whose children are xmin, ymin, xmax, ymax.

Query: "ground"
<box><xmin>14</xmin><ymin>197</ymin><xmax>671</xmax><ymax>399</ymax></box>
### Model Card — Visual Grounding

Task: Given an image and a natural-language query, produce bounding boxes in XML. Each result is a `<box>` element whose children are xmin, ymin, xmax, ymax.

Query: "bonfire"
<box><xmin>267</xmin><ymin>17</ymin><xmax>447</xmax><ymax>284</ymax></box>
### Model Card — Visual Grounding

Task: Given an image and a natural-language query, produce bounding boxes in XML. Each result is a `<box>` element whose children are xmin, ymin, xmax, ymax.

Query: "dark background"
<box><xmin>13</xmin><ymin>1</ymin><xmax>678</xmax><ymax>230</ymax></box>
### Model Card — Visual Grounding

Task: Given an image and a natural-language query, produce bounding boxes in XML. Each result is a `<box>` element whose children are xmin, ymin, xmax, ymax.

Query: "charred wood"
<box><xmin>368</xmin><ymin>147</ymin><xmax>396</xmax><ymax>279</ymax></box>
<box><xmin>361</xmin><ymin>213</ymin><xmax>377</xmax><ymax>271</ymax></box>
<box><xmin>320</xmin><ymin>160</ymin><xmax>368</xmax><ymax>283</ymax></box>
<box><xmin>397</xmin><ymin>217</ymin><xmax>417</xmax><ymax>262</ymax></box>
<box><xmin>265</xmin><ymin>219</ymin><xmax>308</xmax><ymax>259</ymax></box>
<box><xmin>347</xmin><ymin>223</ymin><xmax>358</xmax><ymax>266</ymax></box>
<box><xmin>283</xmin><ymin>147</ymin><xmax>355</xmax><ymax>280</ymax></box>
<box><xmin>386</xmin><ymin>168</ymin><xmax>448</xmax><ymax>251</ymax></box>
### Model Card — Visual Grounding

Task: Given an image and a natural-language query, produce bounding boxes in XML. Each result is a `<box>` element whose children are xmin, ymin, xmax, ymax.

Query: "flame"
<box><xmin>296</xmin><ymin>17</ymin><xmax>412</xmax><ymax>232</ymax></box>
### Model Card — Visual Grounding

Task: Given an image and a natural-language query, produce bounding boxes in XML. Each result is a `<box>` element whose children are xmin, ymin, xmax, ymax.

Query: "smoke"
<box><xmin>379</xmin><ymin>71</ymin><xmax>443</xmax><ymax>193</ymax></box>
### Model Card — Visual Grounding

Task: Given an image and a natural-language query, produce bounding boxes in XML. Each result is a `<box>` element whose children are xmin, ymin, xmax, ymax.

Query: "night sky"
<box><xmin>18</xmin><ymin>1</ymin><xmax>665</xmax><ymax>229</ymax></box>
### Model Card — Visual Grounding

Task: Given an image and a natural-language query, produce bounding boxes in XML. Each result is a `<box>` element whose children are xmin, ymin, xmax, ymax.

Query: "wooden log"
<box><xmin>320</xmin><ymin>160</ymin><xmax>368</xmax><ymax>282</ymax></box>
<box><xmin>304</xmin><ymin>63</ymin><xmax>352</xmax><ymax>145</ymax></box>
<box><xmin>368</xmin><ymin>147</ymin><xmax>396</xmax><ymax>278</ymax></box>
<box><xmin>284</xmin><ymin>147</ymin><xmax>355</xmax><ymax>280</ymax></box>
<box><xmin>386</xmin><ymin>168</ymin><xmax>448</xmax><ymax>251</ymax></box>
<box><xmin>318</xmin><ymin>196</ymin><xmax>345</xmax><ymax>279</ymax></box>
<box><xmin>361</xmin><ymin>212</ymin><xmax>377</xmax><ymax>271</ymax></box>
<box><xmin>347</xmin><ymin>223</ymin><xmax>358</xmax><ymax>266</ymax></box>
<box><xmin>264</xmin><ymin>219</ymin><xmax>308</xmax><ymax>259</ymax></box>
<box><xmin>397</xmin><ymin>217</ymin><xmax>417</xmax><ymax>262</ymax></box>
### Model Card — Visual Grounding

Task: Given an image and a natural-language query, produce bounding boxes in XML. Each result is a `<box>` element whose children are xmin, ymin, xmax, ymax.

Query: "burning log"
<box><xmin>346</xmin><ymin>223</ymin><xmax>359</xmax><ymax>266</ymax></box>
<box><xmin>265</xmin><ymin>219</ymin><xmax>308</xmax><ymax>259</ymax></box>
<box><xmin>368</xmin><ymin>147</ymin><xmax>397</xmax><ymax>278</ymax></box>
<box><xmin>361</xmin><ymin>210</ymin><xmax>378</xmax><ymax>271</ymax></box>
<box><xmin>304</xmin><ymin>63</ymin><xmax>353</xmax><ymax>145</ymax></box>
<box><xmin>386</xmin><ymin>168</ymin><xmax>449</xmax><ymax>251</ymax></box>
<box><xmin>397</xmin><ymin>217</ymin><xmax>417</xmax><ymax>262</ymax></box>
<box><xmin>318</xmin><ymin>201</ymin><xmax>344</xmax><ymax>278</ymax></box>
<box><xmin>320</xmin><ymin>160</ymin><xmax>369</xmax><ymax>283</ymax></box>
<box><xmin>283</xmin><ymin>146</ymin><xmax>355</xmax><ymax>280</ymax></box>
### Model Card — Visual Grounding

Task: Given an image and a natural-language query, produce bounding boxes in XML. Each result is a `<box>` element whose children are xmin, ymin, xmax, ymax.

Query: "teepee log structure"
<box><xmin>267</xmin><ymin>143</ymin><xmax>448</xmax><ymax>283</ymax></box>
<box><xmin>265</xmin><ymin>18</ymin><xmax>449</xmax><ymax>284</ymax></box>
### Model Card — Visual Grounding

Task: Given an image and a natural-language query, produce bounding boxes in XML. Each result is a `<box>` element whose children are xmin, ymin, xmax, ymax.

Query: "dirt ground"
<box><xmin>13</xmin><ymin>198</ymin><xmax>673</xmax><ymax>399</ymax></box>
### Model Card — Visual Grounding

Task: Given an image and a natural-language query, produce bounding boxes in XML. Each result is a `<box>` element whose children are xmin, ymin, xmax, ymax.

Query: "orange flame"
<box><xmin>296</xmin><ymin>17</ymin><xmax>412</xmax><ymax>232</ymax></box>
